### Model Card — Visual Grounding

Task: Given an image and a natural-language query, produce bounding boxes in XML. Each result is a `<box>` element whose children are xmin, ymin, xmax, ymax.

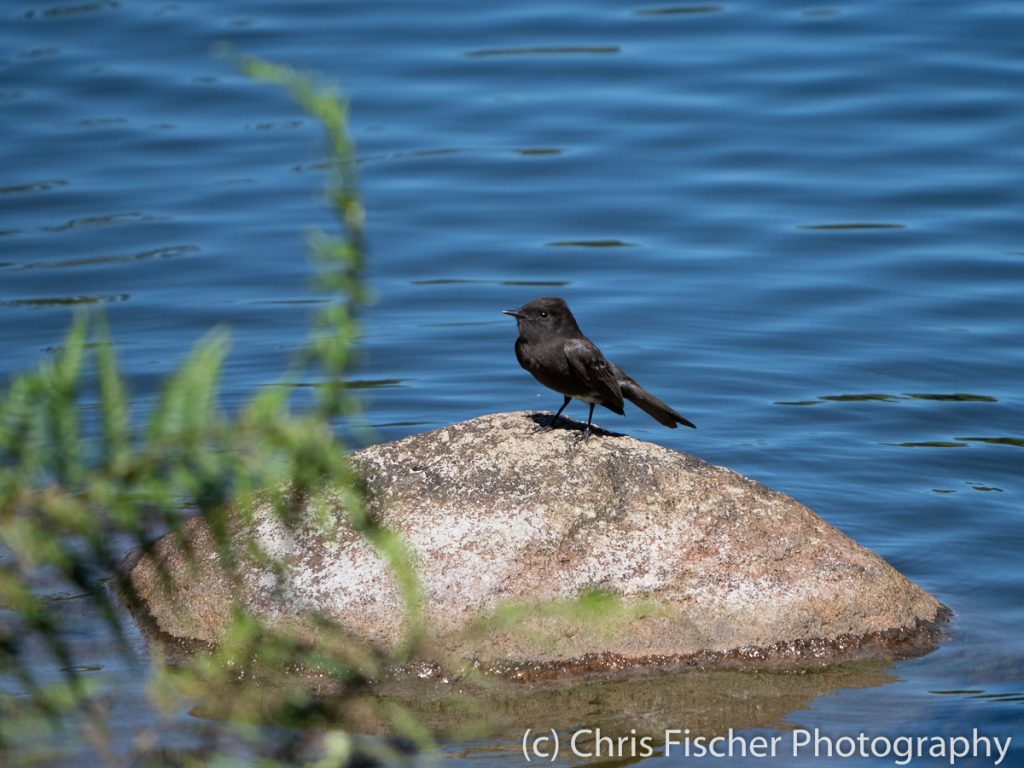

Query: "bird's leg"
<box><xmin>541</xmin><ymin>395</ymin><xmax>572</xmax><ymax>430</ymax></box>
<box><xmin>579</xmin><ymin>402</ymin><xmax>596</xmax><ymax>442</ymax></box>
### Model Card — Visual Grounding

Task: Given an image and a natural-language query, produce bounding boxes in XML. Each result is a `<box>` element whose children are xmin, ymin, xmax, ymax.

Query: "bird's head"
<box><xmin>502</xmin><ymin>296</ymin><xmax>581</xmax><ymax>339</ymax></box>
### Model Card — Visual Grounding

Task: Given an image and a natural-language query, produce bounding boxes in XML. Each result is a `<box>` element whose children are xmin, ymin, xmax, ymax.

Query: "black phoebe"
<box><xmin>503</xmin><ymin>296</ymin><xmax>696</xmax><ymax>439</ymax></box>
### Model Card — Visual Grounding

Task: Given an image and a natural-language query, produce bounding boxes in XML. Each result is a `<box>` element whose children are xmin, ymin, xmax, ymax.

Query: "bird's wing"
<box><xmin>564</xmin><ymin>338</ymin><xmax>625</xmax><ymax>413</ymax></box>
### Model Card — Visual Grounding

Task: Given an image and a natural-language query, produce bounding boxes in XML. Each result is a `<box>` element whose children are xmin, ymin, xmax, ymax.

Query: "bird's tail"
<box><xmin>619</xmin><ymin>379</ymin><xmax>697</xmax><ymax>429</ymax></box>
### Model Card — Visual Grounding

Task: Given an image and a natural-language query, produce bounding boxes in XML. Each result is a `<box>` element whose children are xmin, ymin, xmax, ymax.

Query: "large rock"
<box><xmin>126</xmin><ymin>411</ymin><xmax>946</xmax><ymax>674</ymax></box>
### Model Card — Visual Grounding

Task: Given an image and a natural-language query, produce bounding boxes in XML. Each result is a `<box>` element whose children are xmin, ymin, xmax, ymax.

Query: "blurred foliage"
<box><xmin>0</xmin><ymin>58</ymin><xmax>426</xmax><ymax>767</ymax></box>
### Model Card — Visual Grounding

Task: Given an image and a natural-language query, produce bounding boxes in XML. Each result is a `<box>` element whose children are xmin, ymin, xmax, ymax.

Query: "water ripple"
<box><xmin>465</xmin><ymin>46</ymin><xmax>620</xmax><ymax>58</ymax></box>
<box><xmin>24</xmin><ymin>2</ymin><xmax>120</xmax><ymax>19</ymax></box>
<box><xmin>547</xmin><ymin>239</ymin><xmax>638</xmax><ymax>248</ymax></box>
<box><xmin>956</xmin><ymin>437</ymin><xmax>1024</xmax><ymax>448</ymax></box>
<box><xmin>635</xmin><ymin>5</ymin><xmax>723</xmax><ymax>16</ymax></box>
<box><xmin>777</xmin><ymin>393</ymin><xmax>999</xmax><ymax>405</ymax></box>
<box><xmin>22</xmin><ymin>245</ymin><xmax>198</xmax><ymax>270</ymax></box>
<box><xmin>798</xmin><ymin>223</ymin><xmax>907</xmax><ymax>231</ymax></box>
<box><xmin>0</xmin><ymin>179</ymin><xmax>68</xmax><ymax>195</ymax></box>
<box><xmin>43</xmin><ymin>212</ymin><xmax>167</xmax><ymax>232</ymax></box>
<box><xmin>2</xmin><ymin>293</ymin><xmax>130</xmax><ymax>308</ymax></box>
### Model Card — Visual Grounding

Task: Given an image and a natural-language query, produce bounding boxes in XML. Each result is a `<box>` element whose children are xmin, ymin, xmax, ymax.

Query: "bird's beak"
<box><xmin>502</xmin><ymin>309</ymin><xmax>526</xmax><ymax>319</ymax></box>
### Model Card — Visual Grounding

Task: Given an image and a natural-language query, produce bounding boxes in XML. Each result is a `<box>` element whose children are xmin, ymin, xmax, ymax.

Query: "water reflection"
<box><xmin>358</xmin><ymin>662</ymin><xmax>899</xmax><ymax>742</ymax></box>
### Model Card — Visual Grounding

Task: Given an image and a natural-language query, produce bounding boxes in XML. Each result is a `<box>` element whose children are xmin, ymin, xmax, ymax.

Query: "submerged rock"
<box><xmin>126</xmin><ymin>411</ymin><xmax>946</xmax><ymax>674</ymax></box>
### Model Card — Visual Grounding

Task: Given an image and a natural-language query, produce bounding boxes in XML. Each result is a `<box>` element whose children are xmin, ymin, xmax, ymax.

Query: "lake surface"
<box><xmin>2</xmin><ymin>0</ymin><xmax>1023</xmax><ymax>765</ymax></box>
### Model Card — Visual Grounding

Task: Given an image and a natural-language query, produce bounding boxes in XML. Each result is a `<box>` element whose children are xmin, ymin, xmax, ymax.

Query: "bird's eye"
<box><xmin>539</xmin><ymin>311</ymin><xmax>549</xmax><ymax>319</ymax></box>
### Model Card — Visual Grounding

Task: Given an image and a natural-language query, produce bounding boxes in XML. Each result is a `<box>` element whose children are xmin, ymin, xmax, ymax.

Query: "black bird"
<box><xmin>502</xmin><ymin>296</ymin><xmax>696</xmax><ymax>439</ymax></box>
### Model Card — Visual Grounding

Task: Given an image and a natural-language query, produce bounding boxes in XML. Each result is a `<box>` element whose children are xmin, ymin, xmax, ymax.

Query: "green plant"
<box><xmin>0</xmin><ymin>57</ymin><xmax>425</xmax><ymax>767</ymax></box>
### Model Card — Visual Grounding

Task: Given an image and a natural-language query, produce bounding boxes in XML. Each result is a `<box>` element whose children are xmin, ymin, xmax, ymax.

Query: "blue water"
<box><xmin>2</xmin><ymin>0</ymin><xmax>1023</xmax><ymax>764</ymax></box>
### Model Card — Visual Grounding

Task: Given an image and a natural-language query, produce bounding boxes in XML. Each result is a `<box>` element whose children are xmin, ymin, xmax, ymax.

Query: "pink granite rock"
<box><xmin>127</xmin><ymin>411</ymin><xmax>946</xmax><ymax>673</ymax></box>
